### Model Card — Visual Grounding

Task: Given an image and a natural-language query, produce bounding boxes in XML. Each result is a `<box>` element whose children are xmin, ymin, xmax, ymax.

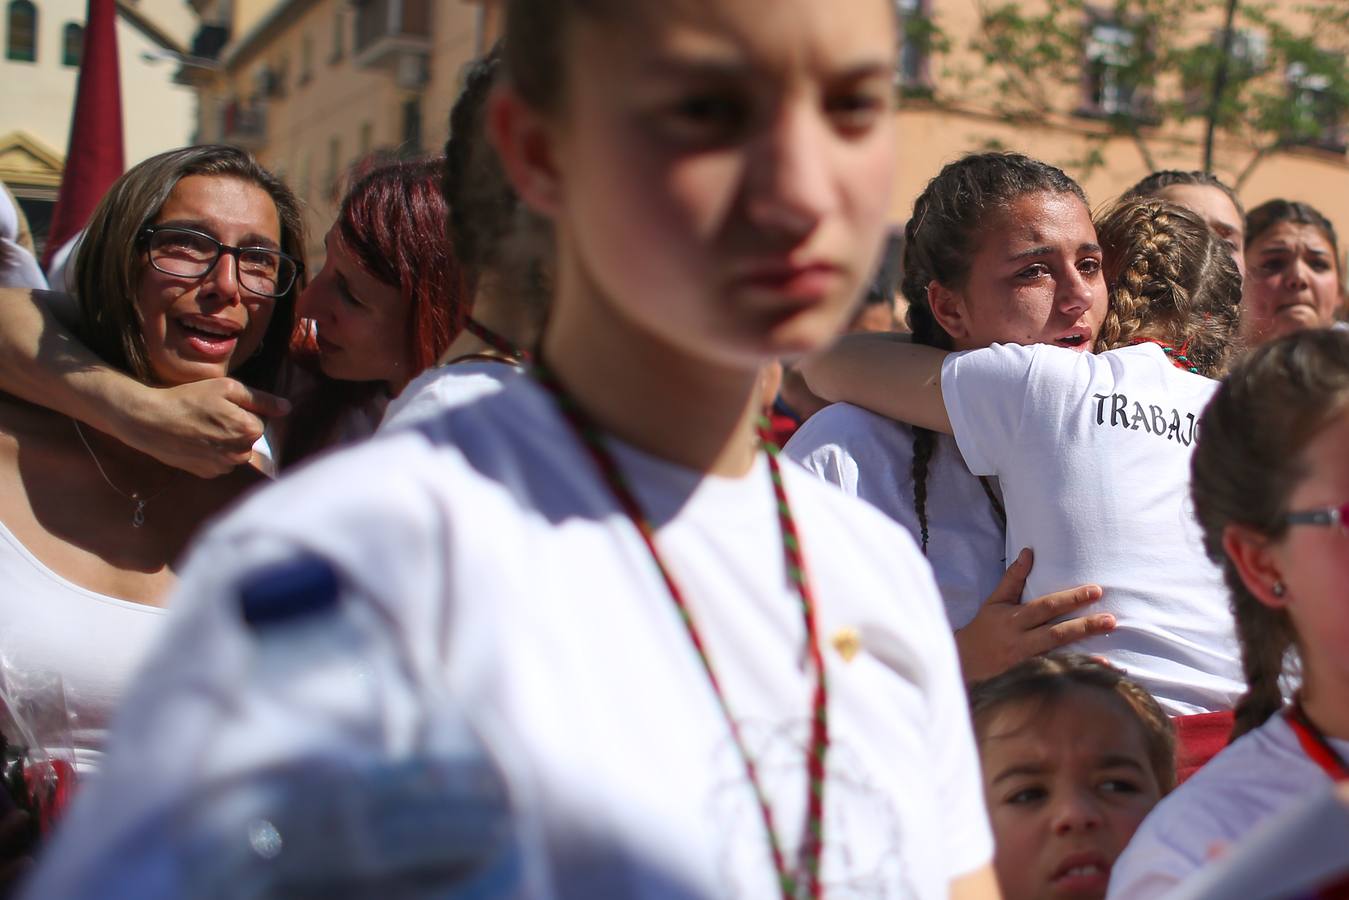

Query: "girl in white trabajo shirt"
<box><xmin>802</xmin><ymin>198</ymin><xmax>1245</xmax><ymax>736</ymax></box>
<box><xmin>22</xmin><ymin>1</ymin><xmax>1000</xmax><ymax>898</ymax></box>
<box><xmin>1108</xmin><ymin>329</ymin><xmax>1349</xmax><ymax>898</ymax></box>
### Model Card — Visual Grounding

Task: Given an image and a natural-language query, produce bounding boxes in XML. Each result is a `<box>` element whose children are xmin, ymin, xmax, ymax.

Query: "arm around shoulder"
<box><xmin>796</xmin><ymin>333</ymin><xmax>953</xmax><ymax>434</ymax></box>
<box><xmin>0</xmin><ymin>287</ymin><xmax>289</xmax><ymax>477</ymax></box>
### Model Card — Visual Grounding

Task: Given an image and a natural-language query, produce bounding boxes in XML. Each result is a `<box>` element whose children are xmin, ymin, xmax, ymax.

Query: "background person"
<box><xmin>1108</xmin><ymin>329</ymin><xmax>1349</xmax><ymax>898</ymax></box>
<box><xmin>1239</xmin><ymin>199</ymin><xmax>1347</xmax><ymax>346</ymax></box>
<box><xmin>380</xmin><ymin>44</ymin><xmax>551</xmax><ymax>430</ymax></box>
<box><xmin>786</xmin><ymin>152</ymin><xmax>1113</xmax><ymax>681</ymax></box>
<box><xmin>0</xmin><ymin>147</ymin><xmax>300</xmax><ymax>864</ymax></box>
<box><xmin>970</xmin><ymin>654</ymin><xmax>1174</xmax><ymax>900</ymax></box>
<box><xmin>1124</xmin><ymin>170</ymin><xmax>1245</xmax><ymax>279</ymax></box>
<box><xmin>800</xmin><ymin>197</ymin><xmax>1246</xmax><ymax>726</ymax></box>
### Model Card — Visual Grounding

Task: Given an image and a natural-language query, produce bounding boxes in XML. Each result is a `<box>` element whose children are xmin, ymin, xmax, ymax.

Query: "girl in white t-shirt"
<box><xmin>802</xmin><ymin>198</ymin><xmax>1244</xmax><ymax>729</ymax></box>
<box><xmin>786</xmin><ymin>152</ymin><xmax>1116</xmax><ymax>681</ymax></box>
<box><xmin>22</xmin><ymin>1</ymin><xmax>1000</xmax><ymax>898</ymax></box>
<box><xmin>1108</xmin><ymin>328</ymin><xmax>1349</xmax><ymax>898</ymax></box>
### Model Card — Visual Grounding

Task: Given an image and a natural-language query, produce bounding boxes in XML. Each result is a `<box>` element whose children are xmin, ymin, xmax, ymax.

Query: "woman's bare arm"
<box><xmin>797</xmin><ymin>332</ymin><xmax>954</xmax><ymax>434</ymax></box>
<box><xmin>0</xmin><ymin>288</ymin><xmax>289</xmax><ymax>477</ymax></box>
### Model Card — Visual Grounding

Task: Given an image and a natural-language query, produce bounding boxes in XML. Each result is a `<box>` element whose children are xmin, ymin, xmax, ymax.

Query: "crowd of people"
<box><xmin>0</xmin><ymin>0</ymin><xmax>1346</xmax><ymax>897</ymax></box>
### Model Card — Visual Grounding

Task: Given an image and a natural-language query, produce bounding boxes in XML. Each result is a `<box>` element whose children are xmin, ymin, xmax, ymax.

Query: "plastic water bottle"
<box><xmin>148</xmin><ymin>554</ymin><xmax>526</xmax><ymax>899</ymax></box>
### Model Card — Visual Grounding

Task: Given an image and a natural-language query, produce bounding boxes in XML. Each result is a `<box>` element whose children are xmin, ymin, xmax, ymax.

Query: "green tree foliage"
<box><xmin>916</xmin><ymin>0</ymin><xmax>1349</xmax><ymax>186</ymax></box>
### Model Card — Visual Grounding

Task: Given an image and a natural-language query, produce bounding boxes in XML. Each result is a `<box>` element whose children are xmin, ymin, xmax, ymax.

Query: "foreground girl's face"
<box><xmin>553</xmin><ymin>0</ymin><xmax>898</xmax><ymax>367</ymax></box>
<box><xmin>979</xmin><ymin>688</ymin><xmax>1163</xmax><ymax>900</ymax></box>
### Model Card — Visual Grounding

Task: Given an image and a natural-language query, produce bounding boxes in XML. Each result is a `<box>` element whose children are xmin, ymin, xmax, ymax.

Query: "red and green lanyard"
<box><xmin>1286</xmin><ymin>700</ymin><xmax>1349</xmax><ymax>899</ymax></box>
<box><xmin>531</xmin><ymin>362</ymin><xmax>831</xmax><ymax>900</ymax></box>
<box><xmin>1286</xmin><ymin>698</ymin><xmax>1349</xmax><ymax>783</ymax></box>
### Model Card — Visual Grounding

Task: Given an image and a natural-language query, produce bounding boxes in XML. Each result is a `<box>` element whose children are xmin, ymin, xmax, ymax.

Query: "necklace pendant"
<box><xmin>132</xmin><ymin>500</ymin><xmax>147</xmax><ymax>528</ymax></box>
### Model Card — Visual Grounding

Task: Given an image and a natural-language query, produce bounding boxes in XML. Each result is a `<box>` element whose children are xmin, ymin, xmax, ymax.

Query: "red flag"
<box><xmin>42</xmin><ymin>0</ymin><xmax>124</xmax><ymax>270</ymax></box>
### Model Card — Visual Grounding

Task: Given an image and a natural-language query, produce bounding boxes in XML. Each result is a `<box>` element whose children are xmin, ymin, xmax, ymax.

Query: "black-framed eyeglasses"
<box><xmin>1286</xmin><ymin>502</ymin><xmax>1348</xmax><ymax>534</ymax></box>
<box><xmin>140</xmin><ymin>226</ymin><xmax>302</xmax><ymax>299</ymax></box>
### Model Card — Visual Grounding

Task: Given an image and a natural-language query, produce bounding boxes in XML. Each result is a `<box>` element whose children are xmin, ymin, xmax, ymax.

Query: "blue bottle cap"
<box><xmin>238</xmin><ymin>554</ymin><xmax>340</xmax><ymax>629</ymax></box>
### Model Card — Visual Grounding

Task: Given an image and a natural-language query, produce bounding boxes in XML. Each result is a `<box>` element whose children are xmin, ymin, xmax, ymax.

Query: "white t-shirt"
<box><xmin>1107</xmin><ymin>712</ymin><xmax>1349</xmax><ymax>899</ymax></box>
<box><xmin>380</xmin><ymin>359</ymin><xmax>522</xmax><ymax>431</ymax></box>
<box><xmin>28</xmin><ymin>377</ymin><xmax>991</xmax><ymax>899</ymax></box>
<box><xmin>0</xmin><ymin>521</ymin><xmax>166</xmax><ymax>774</ymax></box>
<box><xmin>785</xmin><ymin>402</ymin><xmax>1005</xmax><ymax>629</ymax></box>
<box><xmin>942</xmin><ymin>342</ymin><xmax>1243</xmax><ymax>715</ymax></box>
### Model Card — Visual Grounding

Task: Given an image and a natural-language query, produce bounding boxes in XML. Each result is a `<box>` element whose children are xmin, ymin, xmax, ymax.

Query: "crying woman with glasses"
<box><xmin>0</xmin><ymin>146</ymin><xmax>301</xmax><ymax>858</ymax></box>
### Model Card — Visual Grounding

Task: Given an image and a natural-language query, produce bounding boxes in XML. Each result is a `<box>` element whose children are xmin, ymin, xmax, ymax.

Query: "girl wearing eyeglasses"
<box><xmin>1109</xmin><ymin>328</ymin><xmax>1349</xmax><ymax>897</ymax></box>
<box><xmin>0</xmin><ymin>145</ymin><xmax>304</xmax><ymax>882</ymax></box>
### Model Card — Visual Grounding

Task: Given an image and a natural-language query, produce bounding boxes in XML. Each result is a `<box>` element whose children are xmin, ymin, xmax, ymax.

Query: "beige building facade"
<box><xmin>0</xmin><ymin>0</ymin><xmax>198</xmax><ymax>251</ymax></box>
<box><xmin>184</xmin><ymin>0</ymin><xmax>491</xmax><ymax>265</ymax></box>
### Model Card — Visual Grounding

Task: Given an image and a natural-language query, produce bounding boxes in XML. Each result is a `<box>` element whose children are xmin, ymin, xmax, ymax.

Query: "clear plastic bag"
<box><xmin>0</xmin><ymin>661</ymin><xmax>77</xmax><ymax>836</ymax></box>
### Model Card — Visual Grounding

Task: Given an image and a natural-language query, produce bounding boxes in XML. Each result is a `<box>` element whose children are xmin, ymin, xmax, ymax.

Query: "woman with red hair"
<box><xmin>276</xmin><ymin>157</ymin><xmax>468</xmax><ymax>467</ymax></box>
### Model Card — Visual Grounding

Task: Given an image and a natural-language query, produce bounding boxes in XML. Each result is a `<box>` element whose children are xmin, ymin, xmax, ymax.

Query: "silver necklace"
<box><xmin>71</xmin><ymin>420</ymin><xmax>172</xmax><ymax>528</ymax></box>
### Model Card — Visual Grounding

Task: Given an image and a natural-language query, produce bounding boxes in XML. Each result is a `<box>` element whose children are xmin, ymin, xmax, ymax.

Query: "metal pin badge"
<box><xmin>831</xmin><ymin>626</ymin><xmax>861</xmax><ymax>663</ymax></box>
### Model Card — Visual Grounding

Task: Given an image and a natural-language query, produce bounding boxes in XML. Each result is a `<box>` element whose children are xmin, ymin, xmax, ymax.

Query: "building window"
<box><xmin>62</xmin><ymin>21</ymin><xmax>83</xmax><ymax>66</ymax></box>
<box><xmin>895</xmin><ymin>0</ymin><xmax>932</xmax><ymax>93</ymax></box>
<box><xmin>359</xmin><ymin>120</ymin><xmax>373</xmax><ymax>156</ymax></box>
<box><xmin>330</xmin><ymin>10</ymin><xmax>344</xmax><ymax>63</ymax></box>
<box><xmin>1287</xmin><ymin>60</ymin><xmax>1348</xmax><ymax>153</ymax></box>
<box><xmin>1083</xmin><ymin>20</ymin><xmax>1137</xmax><ymax>116</ymax></box>
<box><xmin>6</xmin><ymin>0</ymin><xmax>37</xmax><ymax>63</ymax></box>
<box><xmin>299</xmin><ymin>34</ymin><xmax>313</xmax><ymax>83</ymax></box>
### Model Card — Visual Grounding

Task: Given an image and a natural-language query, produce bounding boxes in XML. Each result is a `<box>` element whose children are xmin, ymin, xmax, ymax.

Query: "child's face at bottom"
<box><xmin>979</xmin><ymin>687</ymin><xmax>1164</xmax><ymax>900</ymax></box>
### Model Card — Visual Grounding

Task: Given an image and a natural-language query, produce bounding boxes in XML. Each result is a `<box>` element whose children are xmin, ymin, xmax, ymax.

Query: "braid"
<box><xmin>910</xmin><ymin>428</ymin><xmax>937</xmax><ymax>554</ymax></box>
<box><xmin>1095</xmin><ymin>198</ymin><xmax>1242</xmax><ymax>378</ymax></box>
<box><xmin>1229</xmin><ymin>580</ymin><xmax>1296</xmax><ymax>740</ymax></box>
<box><xmin>1190</xmin><ymin>331</ymin><xmax>1349</xmax><ymax>744</ymax></box>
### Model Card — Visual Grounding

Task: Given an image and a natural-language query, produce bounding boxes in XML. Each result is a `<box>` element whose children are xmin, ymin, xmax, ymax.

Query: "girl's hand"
<box><xmin>955</xmin><ymin>548</ymin><xmax>1114</xmax><ymax>682</ymax></box>
<box><xmin>110</xmin><ymin>378</ymin><xmax>291</xmax><ymax>479</ymax></box>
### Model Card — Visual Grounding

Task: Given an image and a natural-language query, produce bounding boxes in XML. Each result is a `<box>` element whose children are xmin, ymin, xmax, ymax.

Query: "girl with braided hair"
<box><xmin>787</xmin><ymin>151</ymin><xmax>1115</xmax><ymax>681</ymax></box>
<box><xmin>1123</xmin><ymin>169</ymin><xmax>1246</xmax><ymax>278</ymax></box>
<box><xmin>801</xmin><ymin>196</ymin><xmax>1246</xmax><ymax>736</ymax></box>
<box><xmin>1109</xmin><ymin>329</ymin><xmax>1349</xmax><ymax>898</ymax></box>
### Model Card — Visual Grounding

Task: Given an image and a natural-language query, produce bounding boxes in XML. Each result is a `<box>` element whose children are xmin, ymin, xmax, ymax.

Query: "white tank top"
<box><xmin>0</xmin><ymin>521</ymin><xmax>167</xmax><ymax>774</ymax></box>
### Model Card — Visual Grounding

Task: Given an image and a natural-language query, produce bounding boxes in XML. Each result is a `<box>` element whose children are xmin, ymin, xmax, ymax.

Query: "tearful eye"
<box><xmin>1078</xmin><ymin>258</ymin><xmax>1102</xmax><ymax>276</ymax></box>
<box><xmin>1017</xmin><ymin>264</ymin><xmax>1050</xmax><ymax>280</ymax></box>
